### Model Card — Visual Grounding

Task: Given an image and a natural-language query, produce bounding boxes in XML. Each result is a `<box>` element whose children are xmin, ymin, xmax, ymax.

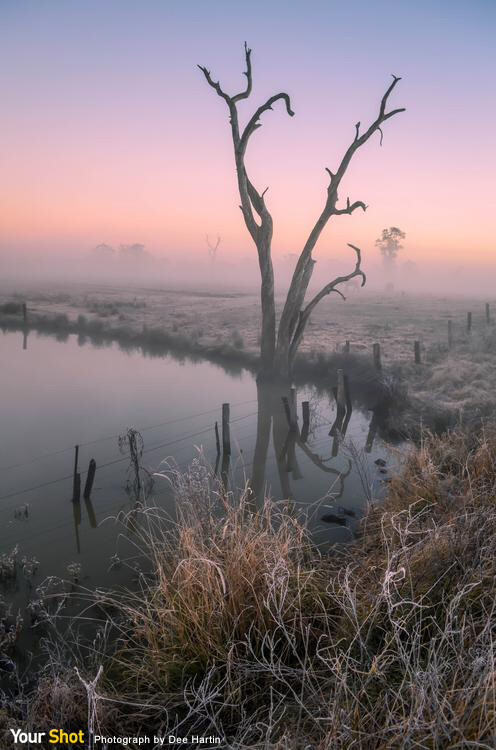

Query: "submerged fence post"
<box><xmin>467</xmin><ymin>311</ymin><xmax>472</xmax><ymax>333</ymax></box>
<box><xmin>486</xmin><ymin>303</ymin><xmax>490</xmax><ymax>325</ymax></box>
<box><xmin>281</xmin><ymin>396</ymin><xmax>293</xmax><ymax>430</ymax></box>
<box><xmin>373</xmin><ymin>343</ymin><xmax>382</xmax><ymax>371</ymax></box>
<box><xmin>414</xmin><ymin>340</ymin><xmax>421</xmax><ymax>364</ymax></box>
<box><xmin>72</xmin><ymin>445</ymin><xmax>80</xmax><ymax>502</ymax></box>
<box><xmin>214</xmin><ymin>421</ymin><xmax>221</xmax><ymax>456</ymax></box>
<box><xmin>301</xmin><ymin>401</ymin><xmax>310</xmax><ymax>425</ymax></box>
<box><xmin>290</xmin><ymin>386</ymin><xmax>297</xmax><ymax>426</ymax></box>
<box><xmin>448</xmin><ymin>320</ymin><xmax>453</xmax><ymax>349</ymax></box>
<box><xmin>336</xmin><ymin>369</ymin><xmax>346</xmax><ymax>414</ymax></box>
<box><xmin>83</xmin><ymin>459</ymin><xmax>97</xmax><ymax>500</ymax></box>
<box><xmin>301</xmin><ymin>401</ymin><xmax>310</xmax><ymax>443</ymax></box>
<box><xmin>222</xmin><ymin>403</ymin><xmax>231</xmax><ymax>456</ymax></box>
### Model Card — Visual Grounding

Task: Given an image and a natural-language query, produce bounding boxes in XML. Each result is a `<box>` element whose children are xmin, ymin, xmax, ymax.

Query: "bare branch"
<box><xmin>334</xmin><ymin>198</ymin><xmax>367</xmax><ymax>216</ymax></box>
<box><xmin>240</xmin><ymin>93</ymin><xmax>294</xmax><ymax>153</ymax></box>
<box><xmin>232</xmin><ymin>42</ymin><xmax>252</xmax><ymax>102</ymax></box>
<box><xmin>380</xmin><ymin>74</ymin><xmax>402</xmax><ymax>117</ymax></box>
<box><xmin>333</xmin><ymin>75</ymin><xmax>405</xmax><ymax>185</ymax></box>
<box><xmin>197</xmin><ymin>65</ymin><xmax>232</xmax><ymax>105</ymax></box>
<box><xmin>304</xmin><ymin>244</ymin><xmax>365</xmax><ymax>316</ymax></box>
<box><xmin>288</xmin><ymin>244</ymin><xmax>365</xmax><ymax>360</ymax></box>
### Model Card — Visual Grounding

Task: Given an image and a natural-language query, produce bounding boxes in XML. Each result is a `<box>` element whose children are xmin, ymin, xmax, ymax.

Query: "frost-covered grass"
<box><xmin>4</xmin><ymin>429</ymin><xmax>496</xmax><ymax>747</ymax></box>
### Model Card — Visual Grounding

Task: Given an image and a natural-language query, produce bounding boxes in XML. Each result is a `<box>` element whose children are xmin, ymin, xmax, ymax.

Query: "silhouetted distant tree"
<box><xmin>93</xmin><ymin>243</ymin><xmax>115</xmax><ymax>258</ymax></box>
<box><xmin>375</xmin><ymin>227</ymin><xmax>405</xmax><ymax>268</ymax></box>
<box><xmin>199</xmin><ymin>43</ymin><xmax>404</xmax><ymax>379</ymax></box>
<box><xmin>206</xmin><ymin>235</ymin><xmax>221</xmax><ymax>262</ymax></box>
<box><xmin>119</xmin><ymin>243</ymin><xmax>147</xmax><ymax>260</ymax></box>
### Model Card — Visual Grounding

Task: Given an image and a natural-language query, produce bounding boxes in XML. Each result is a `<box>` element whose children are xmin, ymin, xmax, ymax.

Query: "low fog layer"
<box><xmin>0</xmin><ymin>245</ymin><xmax>494</xmax><ymax>297</ymax></box>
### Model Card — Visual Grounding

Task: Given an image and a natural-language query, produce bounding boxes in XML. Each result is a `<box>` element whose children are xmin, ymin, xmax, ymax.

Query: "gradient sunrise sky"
<box><xmin>1</xmin><ymin>0</ymin><xmax>495</xmax><ymax>266</ymax></box>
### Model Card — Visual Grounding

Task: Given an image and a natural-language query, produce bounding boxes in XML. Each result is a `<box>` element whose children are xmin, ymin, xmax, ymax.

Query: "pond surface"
<box><xmin>0</xmin><ymin>329</ymin><xmax>397</xmax><ymax>655</ymax></box>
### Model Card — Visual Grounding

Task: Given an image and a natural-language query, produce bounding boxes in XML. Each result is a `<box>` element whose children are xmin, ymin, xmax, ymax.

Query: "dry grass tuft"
<box><xmin>10</xmin><ymin>431</ymin><xmax>496</xmax><ymax>746</ymax></box>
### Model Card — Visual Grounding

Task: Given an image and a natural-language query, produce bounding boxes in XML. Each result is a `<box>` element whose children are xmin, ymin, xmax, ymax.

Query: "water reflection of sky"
<box><xmin>0</xmin><ymin>329</ymin><xmax>397</xmax><ymax>610</ymax></box>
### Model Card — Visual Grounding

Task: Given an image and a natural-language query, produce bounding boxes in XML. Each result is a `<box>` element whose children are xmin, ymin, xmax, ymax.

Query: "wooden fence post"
<box><xmin>290</xmin><ymin>386</ymin><xmax>297</xmax><ymax>425</ymax></box>
<box><xmin>414</xmin><ymin>340</ymin><xmax>421</xmax><ymax>364</ymax></box>
<box><xmin>467</xmin><ymin>312</ymin><xmax>472</xmax><ymax>333</ymax></box>
<box><xmin>301</xmin><ymin>401</ymin><xmax>310</xmax><ymax>443</ymax></box>
<box><xmin>336</xmin><ymin>369</ymin><xmax>346</xmax><ymax>414</ymax></box>
<box><xmin>448</xmin><ymin>320</ymin><xmax>453</xmax><ymax>349</ymax></box>
<box><xmin>72</xmin><ymin>445</ymin><xmax>80</xmax><ymax>502</ymax></box>
<box><xmin>281</xmin><ymin>396</ymin><xmax>293</xmax><ymax>429</ymax></box>
<box><xmin>222</xmin><ymin>403</ymin><xmax>231</xmax><ymax>456</ymax></box>
<box><xmin>214</xmin><ymin>421</ymin><xmax>221</xmax><ymax>456</ymax></box>
<box><xmin>343</xmin><ymin>340</ymin><xmax>350</xmax><ymax>354</ymax></box>
<box><xmin>22</xmin><ymin>303</ymin><xmax>27</xmax><ymax>323</ymax></box>
<box><xmin>83</xmin><ymin>459</ymin><xmax>96</xmax><ymax>499</ymax></box>
<box><xmin>301</xmin><ymin>401</ymin><xmax>310</xmax><ymax>425</ymax></box>
<box><xmin>373</xmin><ymin>343</ymin><xmax>382</xmax><ymax>371</ymax></box>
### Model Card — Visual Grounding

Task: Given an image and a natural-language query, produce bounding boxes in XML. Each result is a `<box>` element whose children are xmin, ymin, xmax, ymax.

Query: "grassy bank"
<box><xmin>3</xmin><ymin>294</ymin><xmax>496</xmax><ymax>438</ymax></box>
<box><xmin>3</xmin><ymin>427</ymin><xmax>496</xmax><ymax>747</ymax></box>
<box><xmin>0</xmin><ymin>308</ymin><xmax>390</xmax><ymax>408</ymax></box>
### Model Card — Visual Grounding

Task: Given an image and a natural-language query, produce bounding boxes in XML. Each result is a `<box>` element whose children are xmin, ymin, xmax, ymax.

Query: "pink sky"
<box><xmin>1</xmin><ymin>1</ymin><xmax>495</xmax><ymax>268</ymax></box>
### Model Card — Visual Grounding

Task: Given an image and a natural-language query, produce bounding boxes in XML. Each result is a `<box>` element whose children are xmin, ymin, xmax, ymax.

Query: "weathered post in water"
<box><xmin>72</xmin><ymin>445</ymin><xmax>80</xmax><ymax>502</ymax></box>
<box><xmin>301</xmin><ymin>401</ymin><xmax>310</xmax><ymax>443</ymax></box>
<box><xmin>83</xmin><ymin>459</ymin><xmax>96</xmax><ymax>499</ymax></box>
<box><xmin>214</xmin><ymin>421</ymin><xmax>221</xmax><ymax>456</ymax></box>
<box><xmin>222</xmin><ymin>403</ymin><xmax>231</xmax><ymax>456</ymax></box>
<box><xmin>336</xmin><ymin>369</ymin><xmax>346</xmax><ymax>416</ymax></box>
<box><xmin>373</xmin><ymin>343</ymin><xmax>382</xmax><ymax>371</ymax></box>
<box><xmin>467</xmin><ymin>311</ymin><xmax>472</xmax><ymax>333</ymax></box>
<box><xmin>414</xmin><ymin>340</ymin><xmax>421</xmax><ymax>364</ymax></box>
<box><xmin>281</xmin><ymin>396</ymin><xmax>297</xmax><ymax>431</ymax></box>
<box><xmin>448</xmin><ymin>320</ymin><xmax>453</xmax><ymax>349</ymax></box>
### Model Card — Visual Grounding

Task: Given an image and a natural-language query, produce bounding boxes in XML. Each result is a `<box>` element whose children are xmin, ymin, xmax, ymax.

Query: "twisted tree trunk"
<box><xmin>199</xmin><ymin>44</ymin><xmax>404</xmax><ymax>380</ymax></box>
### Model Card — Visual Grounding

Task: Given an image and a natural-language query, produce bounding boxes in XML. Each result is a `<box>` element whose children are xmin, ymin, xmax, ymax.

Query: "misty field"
<box><xmin>2</xmin><ymin>283</ymin><xmax>496</xmax><ymax>429</ymax></box>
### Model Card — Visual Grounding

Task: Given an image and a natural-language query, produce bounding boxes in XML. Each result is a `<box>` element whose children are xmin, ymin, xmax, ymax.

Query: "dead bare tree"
<box><xmin>199</xmin><ymin>44</ymin><xmax>404</xmax><ymax>379</ymax></box>
<box><xmin>206</xmin><ymin>234</ymin><xmax>221</xmax><ymax>262</ymax></box>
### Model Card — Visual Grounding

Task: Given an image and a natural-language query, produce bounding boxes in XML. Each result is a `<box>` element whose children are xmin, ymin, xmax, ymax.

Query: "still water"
<box><xmin>0</xmin><ymin>329</ymin><xmax>396</xmax><ymax>628</ymax></box>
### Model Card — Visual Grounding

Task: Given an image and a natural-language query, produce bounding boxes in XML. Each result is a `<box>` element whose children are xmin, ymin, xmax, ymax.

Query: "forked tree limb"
<box><xmin>240</xmin><ymin>94</ymin><xmax>294</xmax><ymax>153</ymax></box>
<box><xmin>288</xmin><ymin>244</ymin><xmax>366</xmax><ymax>360</ymax></box>
<box><xmin>277</xmin><ymin>75</ymin><xmax>404</xmax><ymax>360</ymax></box>
<box><xmin>232</xmin><ymin>42</ymin><xmax>253</xmax><ymax>102</ymax></box>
